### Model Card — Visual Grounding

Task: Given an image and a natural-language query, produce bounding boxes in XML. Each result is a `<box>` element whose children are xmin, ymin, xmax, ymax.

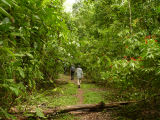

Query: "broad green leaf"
<box><xmin>1</xmin><ymin>0</ymin><xmax>11</xmax><ymax>7</ymax></box>
<box><xmin>17</xmin><ymin>67</ymin><xmax>25</xmax><ymax>78</ymax></box>
<box><xmin>9</xmin><ymin>86</ymin><xmax>19</xmax><ymax>96</ymax></box>
<box><xmin>54</xmin><ymin>56</ymin><xmax>64</xmax><ymax>61</ymax></box>
<box><xmin>10</xmin><ymin>32</ymin><xmax>23</xmax><ymax>36</ymax></box>
<box><xmin>18</xmin><ymin>83</ymin><xmax>26</xmax><ymax>90</ymax></box>
<box><xmin>26</xmin><ymin>53</ymin><xmax>34</xmax><ymax>59</ymax></box>
<box><xmin>4</xmin><ymin>47</ymin><xmax>16</xmax><ymax>59</ymax></box>
<box><xmin>11</xmin><ymin>0</ymin><xmax>19</xmax><ymax>7</ymax></box>
<box><xmin>14</xmin><ymin>54</ymin><xmax>25</xmax><ymax>57</ymax></box>
<box><xmin>53</xmin><ymin>88</ymin><xmax>57</xmax><ymax>91</ymax></box>
<box><xmin>0</xmin><ymin>41</ymin><xmax>3</xmax><ymax>45</ymax></box>
<box><xmin>50</xmin><ymin>80</ymin><xmax>54</xmax><ymax>83</ymax></box>
<box><xmin>131</xmin><ymin>63</ymin><xmax>135</xmax><ymax>71</ymax></box>
<box><xmin>35</xmin><ymin>108</ymin><xmax>46</xmax><ymax>118</ymax></box>
<box><xmin>0</xmin><ymin>107</ymin><xmax>10</xmax><ymax>119</ymax></box>
<box><xmin>9</xmin><ymin>26</ymin><xmax>15</xmax><ymax>29</ymax></box>
<box><xmin>148</xmin><ymin>54</ymin><xmax>154</xmax><ymax>59</ymax></box>
<box><xmin>0</xmin><ymin>7</ymin><xmax>12</xmax><ymax>18</ymax></box>
<box><xmin>131</xmin><ymin>63</ymin><xmax>135</xmax><ymax>67</ymax></box>
<box><xmin>5</xmin><ymin>79</ymin><xmax>14</xmax><ymax>82</ymax></box>
<box><xmin>1</xmin><ymin>17</ymin><xmax>9</xmax><ymax>24</ymax></box>
<box><xmin>32</xmin><ymin>15</ymin><xmax>40</xmax><ymax>20</ymax></box>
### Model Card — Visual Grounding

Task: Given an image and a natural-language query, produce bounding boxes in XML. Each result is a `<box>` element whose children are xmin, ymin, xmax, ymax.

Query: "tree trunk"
<box><xmin>128</xmin><ymin>0</ymin><xmax>132</xmax><ymax>34</ymax></box>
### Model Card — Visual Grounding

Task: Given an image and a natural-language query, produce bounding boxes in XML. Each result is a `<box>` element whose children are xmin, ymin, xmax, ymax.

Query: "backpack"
<box><xmin>71</xmin><ymin>66</ymin><xmax>75</xmax><ymax>72</ymax></box>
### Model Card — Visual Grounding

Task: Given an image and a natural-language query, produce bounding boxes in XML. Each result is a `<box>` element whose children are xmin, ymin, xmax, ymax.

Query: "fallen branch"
<box><xmin>58</xmin><ymin>101</ymin><xmax>134</xmax><ymax>113</ymax></box>
<box><xmin>10</xmin><ymin>101</ymin><xmax>134</xmax><ymax>116</ymax></box>
<box><xmin>40</xmin><ymin>95</ymin><xmax>160</xmax><ymax>115</ymax></box>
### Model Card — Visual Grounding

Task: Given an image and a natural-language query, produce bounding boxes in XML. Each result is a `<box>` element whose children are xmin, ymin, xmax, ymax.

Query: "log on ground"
<box><xmin>9</xmin><ymin>101</ymin><xmax>134</xmax><ymax>116</ymax></box>
<box><xmin>43</xmin><ymin>101</ymin><xmax>134</xmax><ymax>115</ymax></box>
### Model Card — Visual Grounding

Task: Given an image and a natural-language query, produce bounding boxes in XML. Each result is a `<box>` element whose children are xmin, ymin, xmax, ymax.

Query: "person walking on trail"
<box><xmin>70</xmin><ymin>64</ymin><xmax>75</xmax><ymax>80</ymax></box>
<box><xmin>76</xmin><ymin>65</ymin><xmax>83</xmax><ymax>88</ymax></box>
<box><xmin>63</xmin><ymin>64</ymin><xmax>66</xmax><ymax>74</ymax></box>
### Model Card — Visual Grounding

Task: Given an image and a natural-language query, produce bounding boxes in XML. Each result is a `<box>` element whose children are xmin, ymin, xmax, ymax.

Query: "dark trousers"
<box><xmin>71</xmin><ymin>72</ymin><xmax>74</xmax><ymax>80</ymax></box>
<box><xmin>64</xmin><ymin>68</ymin><xmax>66</xmax><ymax>74</ymax></box>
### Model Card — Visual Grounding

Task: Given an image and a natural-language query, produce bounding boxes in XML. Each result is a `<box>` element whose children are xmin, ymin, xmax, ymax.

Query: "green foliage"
<box><xmin>83</xmin><ymin>91</ymin><xmax>109</xmax><ymax>104</ymax></box>
<box><xmin>53</xmin><ymin>113</ymin><xmax>80</xmax><ymax>120</ymax></box>
<box><xmin>60</xmin><ymin>82</ymin><xmax>78</xmax><ymax>95</ymax></box>
<box><xmin>114</xmin><ymin>96</ymin><xmax>160</xmax><ymax>119</ymax></box>
<box><xmin>0</xmin><ymin>107</ymin><xmax>16</xmax><ymax>120</ymax></box>
<box><xmin>81</xmin><ymin>84</ymin><xmax>102</xmax><ymax>89</ymax></box>
<box><xmin>28</xmin><ymin>82</ymin><xmax>78</xmax><ymax>108</ymax></box>
<box><xmin>65</xmin><ymin>0</ymin><xmax>160</xmax><ymax>104</ymax></box>
<box><xmin>1</xmin><ymin>0</ymin><xmax>160</xmax><ymax>118</ymax></box>
<box><xmin>81</xmin><ymin>84</ymin><xmax>109</xmax><ymax>104</ymax></box>
<box><xmin>0</xmin><ymin>0</ymin><xmax>69</xmax><ymax>118</ymax></box>
<box><xmin>52</xmin><ymin>96</ymin><xmax>78</xmax><ymax>107</ymax></box>
<box><xmin>35</xmin><ymin>108</ymin><xmax>46</xmax><ymax>118</ymax></box>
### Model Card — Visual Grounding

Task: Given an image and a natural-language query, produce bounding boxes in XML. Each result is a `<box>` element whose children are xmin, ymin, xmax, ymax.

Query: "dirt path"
<box><xmin>67</xmin><ymin>75</ymin><xmax>84</xmax><ymax>104</ymax></box>
<box><xmin>64</xmin><ymin>75</ymin><xmax>113</xmax><ymax>120</ymax></box>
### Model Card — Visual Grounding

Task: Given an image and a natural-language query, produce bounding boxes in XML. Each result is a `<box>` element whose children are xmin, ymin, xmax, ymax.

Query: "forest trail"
<box><xmin>58</xmin><ymin>74</ymin><xmax>113</xmax><ymax>120</ymax></box>
<box><xmin>9</xmin><ymin>74</ymin><xmax>159</xmax><ymax>120</ymax></box>
<box><xmin>67</xmin><ymin>75</ymin><xmax>84</xmax><ymax>104</ymax></box>
<box><xmin>9</xmin><ymin>74</ymin><xmax>113</xmax><ymax>120</ymax></box>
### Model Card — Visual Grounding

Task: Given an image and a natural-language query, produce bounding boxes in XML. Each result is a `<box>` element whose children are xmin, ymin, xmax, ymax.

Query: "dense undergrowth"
<box><xmin>114</xmin><ymin>95</ymin><xmax>160</xmax><ymax>120</ymax></box>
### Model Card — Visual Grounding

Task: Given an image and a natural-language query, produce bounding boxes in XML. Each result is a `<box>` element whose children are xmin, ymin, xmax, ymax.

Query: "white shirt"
<box><xmin>76</xmin><ymin>68</ymin><xmax>83</xmax><ymax>79</ymax></box>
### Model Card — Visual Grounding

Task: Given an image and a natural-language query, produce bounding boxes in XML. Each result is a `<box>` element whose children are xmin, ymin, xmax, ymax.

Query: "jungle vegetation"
<box><xmin>0</xmin><ymin>0</ymin><xmax>160</xmax><ymax>119</ymax></box>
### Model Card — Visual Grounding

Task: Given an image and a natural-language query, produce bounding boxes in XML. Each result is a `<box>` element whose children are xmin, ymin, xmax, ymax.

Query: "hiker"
<box><xmin>70</xmin><ymin>64</ymin><xmax>75</xmax><ymax>80</ymax></box>
<box><xmin>76</xmin><ymin>65</ymin><xmax>83</xmax><ymax>88</ymax></box>
<box><xmin>64</xmin><ymin>64</ymin><xmax>67</xmax><ymax>74</ymax></box>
